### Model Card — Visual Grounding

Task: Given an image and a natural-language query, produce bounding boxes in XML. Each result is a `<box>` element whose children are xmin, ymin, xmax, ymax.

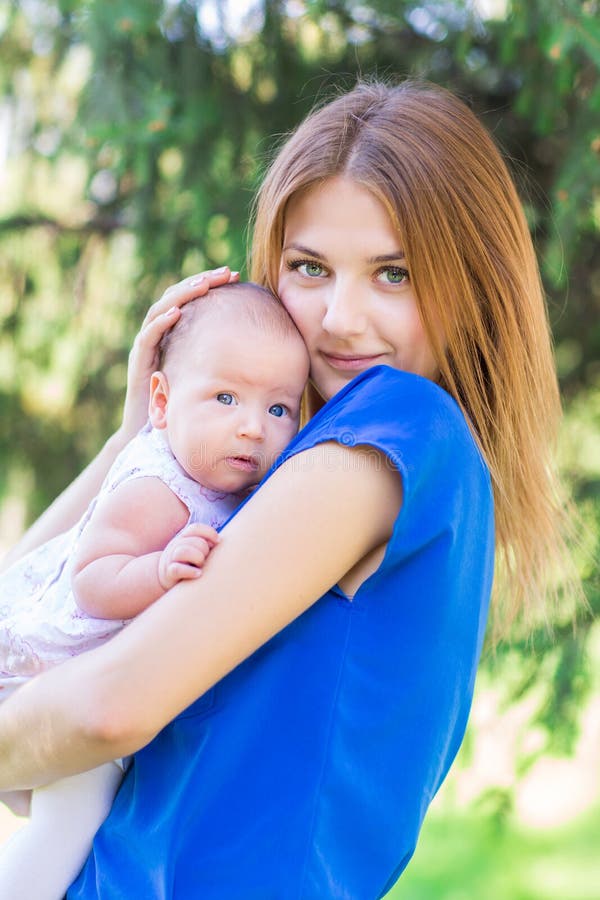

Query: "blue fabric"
<box><xmin>68</xmin><ymin>366</ymin><xmax>494</xmax><ymax>899</ymax></box>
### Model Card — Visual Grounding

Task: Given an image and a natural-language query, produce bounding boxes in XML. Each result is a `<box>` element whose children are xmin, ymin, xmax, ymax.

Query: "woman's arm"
<box><xmin>0</xmin><ymin>268</ymin><xmax>237</xmax><ymax>573</ymax></box>
<box><xmin>0</xmin><ymin>442</ymin><xmax>402</xmax><ymax>790</ymax></box>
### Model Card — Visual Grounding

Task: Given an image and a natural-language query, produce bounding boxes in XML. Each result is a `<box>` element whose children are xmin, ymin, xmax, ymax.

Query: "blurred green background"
<box><xmin>0</xmin><ymin>1</ymin><xmax>598</xmax><ymax>895</ymax></box>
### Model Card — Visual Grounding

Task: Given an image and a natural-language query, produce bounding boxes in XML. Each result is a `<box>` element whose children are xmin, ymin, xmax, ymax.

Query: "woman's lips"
<box><xmin>321</xmin><ymin>352</ymin><xmax>385</xmax><ymax>371</ymax></box>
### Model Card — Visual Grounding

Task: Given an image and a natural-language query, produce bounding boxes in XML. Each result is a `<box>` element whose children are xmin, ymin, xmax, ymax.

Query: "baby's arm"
<box><xmin>70</xmin><ymin>478</ymin><xmax>219</xmax><ymax>620</ymax></box>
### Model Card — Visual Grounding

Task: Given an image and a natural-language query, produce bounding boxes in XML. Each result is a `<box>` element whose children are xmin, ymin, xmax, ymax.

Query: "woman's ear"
<box><xmin>149</xmin><ymin>371</ymin><xmax>170</xmax><ymax>429</ymax></box>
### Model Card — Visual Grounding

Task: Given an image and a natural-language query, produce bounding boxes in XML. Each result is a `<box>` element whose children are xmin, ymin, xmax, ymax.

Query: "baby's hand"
<box><xmin>158</xmin><ymin>523</ymin><xmax>220</xmax><ymax>591</ymax></box>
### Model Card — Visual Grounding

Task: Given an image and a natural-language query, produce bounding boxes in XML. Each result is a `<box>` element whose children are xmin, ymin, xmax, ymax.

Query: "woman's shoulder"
<box><xmin>286</xmin><ymin>366</ymin><xmax>487</xmax><ymax>478</ymax></box>
<box><xmin>330</xmin><ymin>364</ymin><xmax>469</xmax><ymax>427</ymax></box>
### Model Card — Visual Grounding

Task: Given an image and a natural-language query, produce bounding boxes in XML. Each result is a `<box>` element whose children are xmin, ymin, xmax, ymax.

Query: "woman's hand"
<box><xmin>118</xmin><ymin>267</ymin><xmax>239</xmax><ymax>443</ymax></box>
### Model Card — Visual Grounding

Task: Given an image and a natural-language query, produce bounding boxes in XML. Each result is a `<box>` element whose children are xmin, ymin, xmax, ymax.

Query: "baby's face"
<box><xmin>151</xmin><ymin>316</ymin><xmax>309</xmax><ymax>493</ymax></box>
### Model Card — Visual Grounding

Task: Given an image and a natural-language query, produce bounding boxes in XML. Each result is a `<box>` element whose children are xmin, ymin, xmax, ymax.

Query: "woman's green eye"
<box><xmin>377</xmin><ymin>266</ymin><xmax>409</xmax><ymax>285</ymax></box>
<box><xmin>286</xmin><ymin>258</ymin><xmax>327</xmax><ymax>278</ymax></box>
<box><xmin>302</xmin><ymin>262</ymin><xmax>324</xmax><ymax>277</ymax></box>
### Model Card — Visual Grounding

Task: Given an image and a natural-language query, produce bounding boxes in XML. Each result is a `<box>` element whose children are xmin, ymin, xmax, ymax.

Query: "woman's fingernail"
<box><xmin>165</xmin><ymin>306</ymin><xmax>178</xmax><ymax>316</ymax></box>
<box><xmin>189</xmin><ymin>276</ymin><xmax>206</xmax><ymax>286</ymax></box>
<box><xmin>213</xmin><ymin>266</ymin><xmax>228</xmax><ymax>274</ymax></box>
<box><xmin>230</xmin><ymin>271</ymin><xmax>240</xmax><ymax>278</ymax></box>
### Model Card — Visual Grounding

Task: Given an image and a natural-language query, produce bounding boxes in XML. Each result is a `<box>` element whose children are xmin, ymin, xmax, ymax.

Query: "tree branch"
<box><xmin>0</xmin><ymin>214</ymin><xmax>126</xmax><ymax>235</ymax></box>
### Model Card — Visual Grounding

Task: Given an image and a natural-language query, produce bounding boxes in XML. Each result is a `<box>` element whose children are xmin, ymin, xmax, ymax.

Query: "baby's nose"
<box><xmin>237</xmin><ymin>413</ymin><xmax>265</xmax><ymax>440</ymax></box>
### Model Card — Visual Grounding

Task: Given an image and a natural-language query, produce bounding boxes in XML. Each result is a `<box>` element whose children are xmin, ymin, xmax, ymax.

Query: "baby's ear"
<box><xmin>148</xmin><ymin>371</ymin><xmax>170</xmax><ymax>429</ymax></box>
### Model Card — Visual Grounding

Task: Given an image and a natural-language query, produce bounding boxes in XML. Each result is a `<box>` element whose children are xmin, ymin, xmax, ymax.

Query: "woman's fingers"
<box><xmin>143</xmin><ymin>266</ymin><xmax>239</xmax><ymax>326</ymax></box>
<box><xmin>133</xmin><ymin>305</ymin><xmax>181</xmax><ymax>360</ymax></box>
<box><xmin>138</xmin><ymin>266</ymin><xmax>240</xmax><ymax>356</ymax></box>
<box><xmin>119</xmin><ymin>267</ymin><xmax>239</xmax><ymax>442</ymax></box>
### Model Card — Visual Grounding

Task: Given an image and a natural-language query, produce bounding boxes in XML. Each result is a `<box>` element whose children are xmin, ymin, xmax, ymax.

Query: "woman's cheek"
<box><xmin>278</xmin><ymin>285</ymin><xmax>307</xmax><ymax>332</ymax></box>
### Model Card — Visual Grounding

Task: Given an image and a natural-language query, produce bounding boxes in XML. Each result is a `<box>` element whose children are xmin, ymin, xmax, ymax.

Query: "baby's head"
<box><xmin>149</xmin><ymin>282</ymin><xmax>309</xmax><ymax>493</ymax></box>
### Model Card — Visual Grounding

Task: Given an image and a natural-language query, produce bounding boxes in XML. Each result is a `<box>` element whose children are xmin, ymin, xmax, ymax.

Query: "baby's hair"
<box><xmin>157</xmin><ymin>282</ymin><xmax>302</xmax><ymax>372</ymax></box>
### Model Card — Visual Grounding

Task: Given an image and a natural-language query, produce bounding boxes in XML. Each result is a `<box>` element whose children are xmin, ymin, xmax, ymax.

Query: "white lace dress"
<box><xmin>0</xmin><ymin>424</ymin><xmax>243</xmax><ymax>700</ymax></box>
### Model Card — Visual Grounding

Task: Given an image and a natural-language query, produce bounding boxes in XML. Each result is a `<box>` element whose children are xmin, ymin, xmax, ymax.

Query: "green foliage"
<box><xmin>386</xmin><ymin>801</ymin><xmax>600</xmax><ymax>899</ymax></box>
<box><xmin>3</xmin><ymin>1</ymin><xmax>596</xmax><ymax>498</ymax></box>
<box><xmin>0</xmin><ymin>1</ymin><xmax>598</xmax><ymax>869</ymax></box>
<box><xmin>492</xmin><ymin>0</ymin><xmax>600</xmax><ymax>386</ymax></box>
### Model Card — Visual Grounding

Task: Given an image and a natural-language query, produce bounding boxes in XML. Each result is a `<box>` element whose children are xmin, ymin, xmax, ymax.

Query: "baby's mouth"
<box><xmin>225</xmin><ymin>455</ymin><xmax>260</xmax><ymax>473</ymax></box>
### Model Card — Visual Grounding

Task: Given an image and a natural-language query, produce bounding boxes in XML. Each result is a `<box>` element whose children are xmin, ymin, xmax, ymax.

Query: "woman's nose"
<box><xmin>321</xmin><ymin>283</ymin><xmax>367</xmax><ymax>338</ymax></box>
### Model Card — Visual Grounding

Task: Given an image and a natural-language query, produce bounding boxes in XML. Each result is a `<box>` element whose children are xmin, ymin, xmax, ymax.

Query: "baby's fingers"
<box><xmin>165</xmin><ymin>561</ymin><xmax>204</xmax><ymax>583</ymax></box>
<box><xmin>168</xmin><ymin>535</ymin><xmax>214</xmax><ymax>578</ymax></box>
<box><xmin>177</xmin><ymin>523</ymin><xmax>220</xmax><ymax>548</ymax></box>
<box><xmin>173</xmin><ymin>536</ymin><xmax>214</xmax><ymax>567</ymax></box>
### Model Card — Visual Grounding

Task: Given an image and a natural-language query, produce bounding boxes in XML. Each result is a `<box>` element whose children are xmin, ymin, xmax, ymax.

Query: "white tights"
<box><xmin>0</xmin><ymin>762</ymin><xmax>123</xmax><ymax>900</ymax></box>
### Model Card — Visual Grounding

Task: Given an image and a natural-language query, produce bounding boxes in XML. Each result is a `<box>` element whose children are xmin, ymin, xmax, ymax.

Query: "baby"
<box><xmin>0</xmin><ymin>282</ymin><xmax>309</xmax><ymax>900</ymax></box>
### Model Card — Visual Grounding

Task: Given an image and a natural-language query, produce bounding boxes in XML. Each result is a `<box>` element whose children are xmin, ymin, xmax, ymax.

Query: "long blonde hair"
<box><xmin>250</xmin><ymin>79</ymin><xmax>581</xmax><ymax>639</ymax></box>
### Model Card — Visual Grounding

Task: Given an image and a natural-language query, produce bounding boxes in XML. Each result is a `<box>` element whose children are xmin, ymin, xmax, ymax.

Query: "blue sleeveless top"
<box><xmin>69</xmin><ymin>366</ymin><xmax>494</xmax><ymax>899</ymax></box>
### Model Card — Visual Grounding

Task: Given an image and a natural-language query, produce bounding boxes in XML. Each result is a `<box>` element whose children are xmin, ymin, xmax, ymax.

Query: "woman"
<box><xmin>0</xmin><ymin>80</ymin><xmax>575</xmax><ymax>898</ymax></box>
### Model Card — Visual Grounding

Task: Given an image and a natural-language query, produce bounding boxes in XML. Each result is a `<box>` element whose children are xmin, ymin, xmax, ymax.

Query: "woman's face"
<box><xmin>278</xmin><ymin>176</ymin><xmax>439</xmax><ymax>401</ymax></box>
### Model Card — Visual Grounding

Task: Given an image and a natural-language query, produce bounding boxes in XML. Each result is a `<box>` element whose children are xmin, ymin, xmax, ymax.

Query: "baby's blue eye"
<box><xmin>268</xmin><ymin>404</ymin><xmax>287</xmax><ymax>418</ymax></box>
<box><xmin>217</xmin><ymin>393</ymin><xmax>235</xmax><ymax>405</ymax></box>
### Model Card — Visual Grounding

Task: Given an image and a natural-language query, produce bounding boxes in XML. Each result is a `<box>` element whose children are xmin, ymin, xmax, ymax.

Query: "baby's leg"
<box><xmin>0</xmin><ymin>762</ymin><xmax>123</xmax><ymax>900</ymax></box>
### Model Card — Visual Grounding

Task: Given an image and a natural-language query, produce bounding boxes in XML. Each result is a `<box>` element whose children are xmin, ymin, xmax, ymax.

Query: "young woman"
<box><xmin>0</xmin><ymin>80</ymin><xmax>575</xmax><ymax>898</ymax></box>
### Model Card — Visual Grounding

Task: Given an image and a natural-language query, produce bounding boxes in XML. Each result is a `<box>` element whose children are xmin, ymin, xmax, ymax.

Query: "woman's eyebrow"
<box><xmin>283</xmin><ymin>245</ymin><xmax>406</xmax><ymax>263</ymax></box>
<box><xmin>282</xmin><ymin>243</ymin><xmax>326</xmax><ymax>259</ymax></box>
<box><xmin>367</xmin><ymin>252</ymin><xmax>406</xmax><ymax>263</ymax></box>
